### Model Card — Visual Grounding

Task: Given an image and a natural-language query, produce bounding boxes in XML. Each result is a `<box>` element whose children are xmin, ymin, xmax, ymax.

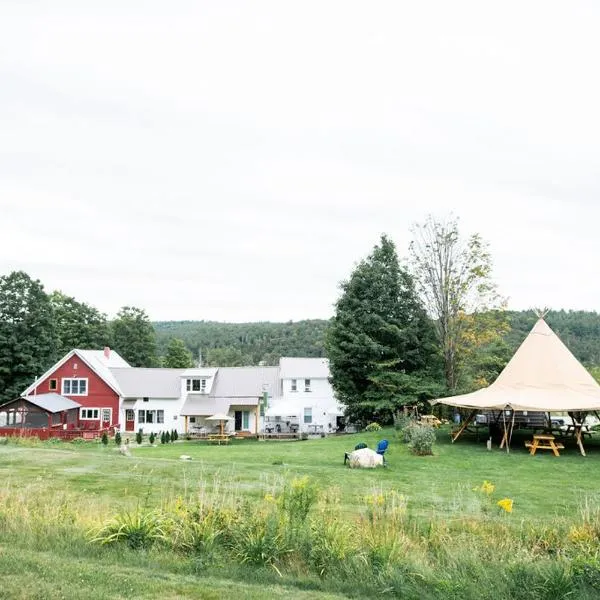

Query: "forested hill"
<box><xmin>154</xmin><ymin>310</ymin><xmax>600</xmax><ymax>368</ymax></box>
<box><xmin>153</xmin><ymin>319</ymin><xmax>330</xmax><ymax>366</ymax></box>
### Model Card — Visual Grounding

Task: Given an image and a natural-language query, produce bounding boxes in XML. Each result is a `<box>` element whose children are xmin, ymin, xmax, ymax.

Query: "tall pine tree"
<box><xmin>0</xmin><ymin>271</ymin><xmax>57</xmax><ymax>402</ymax></box>
<box><xmin>325</xmin><ymin>235</ymin><xmax>441</xmax><ymax>425</ymax></box>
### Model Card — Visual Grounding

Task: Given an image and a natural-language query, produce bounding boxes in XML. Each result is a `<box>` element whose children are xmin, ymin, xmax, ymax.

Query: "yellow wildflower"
<box><xmin>264</xmin><ymin>493</ymin><xmax>275</xmax><ymax>503</ymax></box>
<box><xmin>497</xmin><ymin>498</ymin><xmax>513</xmax><ymax>513</ymax></box>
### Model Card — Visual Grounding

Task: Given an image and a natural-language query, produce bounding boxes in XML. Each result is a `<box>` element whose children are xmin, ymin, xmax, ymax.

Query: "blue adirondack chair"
<box><xmin>376</xmin><ymin>439</ymin><xmax>389</xmax><ymax>464</ymax></box>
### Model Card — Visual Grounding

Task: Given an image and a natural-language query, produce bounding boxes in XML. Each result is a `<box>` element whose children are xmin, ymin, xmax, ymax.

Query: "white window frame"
<box><xmin>157</xmin><ymin>409</ymin><xmax>164</xmax><ymax>424</ymax></box>
<box><xmin>187</xmin><ymin>378</ymin><xmax>207</xmax><ymax>393</ymax></box>
<box><xmin>62</xmin><ymin>378</ymin><xmax>88</xmax><ymax>396</ymax></box>
<box><xmin>101</xmin><ymin>408</ymin><xmax>112</xmax><ymax>423</ymax></box>
<box><xmin>291</xmin><ymin>379</ymin><xmax>297</xmax><ymax>392</ymax></box>
<box><xmin>304</xmin><ymin>407</ymin><xmax>312</xmax><ymax>424</ymax></box>
<box><xmin>80</xmin><ymin>408</ymin><xmax>100</xmax><ymax>420</ymax></box>
<box><xmin>304</xmin><ymin>379</ymin><xmax>311</xmax><ymax>392</ymax></box>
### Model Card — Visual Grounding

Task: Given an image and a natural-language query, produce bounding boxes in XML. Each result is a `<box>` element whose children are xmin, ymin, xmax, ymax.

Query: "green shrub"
<box><xmin>165</xmin><ymin>431</ymin><xmax>171</xmax><ymax>444</ymax></box>
<box><xmin>114</xmin><ymin>431</ymin><xmax>122</xmax><ymax>446</ymax></box>
<box><xmin>172</xmin><ymin>429</ymin><xmax>178</xmax><ymax>441</ymax></box>
<box><xmin>136</xmin><ymin>429</ymin><xmax>143</xmax><ymax>445</ymax></box>
<box><xmin>408</xmin><ymin>425</ymin><xmax>436</xmax><ymax>456</ymax></box>
<box><xmin>365</xmin><ymin>422</ymin><xmax>382</xmax><ymax>432</ymax></box>
<box><xmin>161</xmin><ymin>432</ymin><xmax>166</xmax><ymax>444</ymax></box>
<box><xmin>232</xmin><ymin>512</ymin><xmax>285</xmax><ymax>567</ymax></box>
<box><xmin>90</xmin><ymin>509</ymin><xmax>167</xmax><ymax>550</ymax></box>
<box><xmin>101</xmin><ymin>431</ymin><xmax>108</xmax><ymax>446</ymax></box>
<box><xmin>149</xmin><ymin>432</ymin><xmax>155</xmax><ymax>445</ymax></box>
<box><xmin>279</xmin><ymin>476</ymin><xmax>319</xmax><ymax>525</ymax></box>
<box><xmin>0</xmin><ymin>437</ymin><xmax>8</xmax><ymax>445</ymax></box>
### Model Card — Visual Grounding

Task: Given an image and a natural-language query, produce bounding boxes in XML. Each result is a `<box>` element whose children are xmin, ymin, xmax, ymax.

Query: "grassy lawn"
<box><xmin>0</xmin><ymin>428</ymin><xmax>599</xmax><ymax>598</ymax></box>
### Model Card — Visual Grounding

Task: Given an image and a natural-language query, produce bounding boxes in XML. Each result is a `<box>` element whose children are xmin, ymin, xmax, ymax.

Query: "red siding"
<box><xmin>30</xmin><ymin>354</ymin><xmax>119</xmax><ymax>427</ymax></box>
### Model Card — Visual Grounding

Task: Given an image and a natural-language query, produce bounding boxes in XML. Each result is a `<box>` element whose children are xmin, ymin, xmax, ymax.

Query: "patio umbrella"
<box><xmin>206</xmin><ymin>413</ymin><xmax>233</xmax><ymax>435</ymax></box>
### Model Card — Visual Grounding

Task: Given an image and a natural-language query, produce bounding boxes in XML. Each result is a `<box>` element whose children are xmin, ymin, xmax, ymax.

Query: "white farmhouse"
<box><xmin>266</xmin><ymin>357</ymin><xmax>344</xmax><ymax>433</ymax></box>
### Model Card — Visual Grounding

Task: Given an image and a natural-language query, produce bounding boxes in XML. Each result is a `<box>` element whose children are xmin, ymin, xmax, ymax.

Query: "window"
<box><xmin>80</xmin><ymin>408</ymin><xmax>99</xmax><ymax>420</ymax></box>
<box><xmin>291</xmin><ymin>379</ymin><xmax>297</xmax><ymax>392</ymax></box>
<box><xmin>62</xmin><ymin>378</ymin><xmax>88</xmax><ymax>396</ymax></box>
<box><xmin>304</xmin><ymin>379</ymin><xmax>311</xmax><ymax>392</ymax></box>
<box><xmin>143</xmin><ymin>397</ymin><xmax>149</xmax><ymax>402</ymax></box>
<box><xmin>186</xmin><ymin>378</ymin><xmax>207</xmax><ymax>393</ymax></box>
<box><xmin>138</xmin><ymin>410</ymin><xmax>164</xmax><ymax>425</ymax></box>
<box><xmin>49</xmin><ymin>379</ymin><xmax>58</xmax><ymax>391</ymax></box>
<box><xmin>189</xmin><ymin>417</ymin><xmax>196</xmax><ymax>423</ymax></box>
<box><xmin>242</xmin><ymin>411</ymin><xmax>249</xmax><ymax>429</ymax></box>
<box><xmin>51</xmin><ymin>412</ymin><xmax>61</xmax><ymax>426</ymax></box>
<box><xmin>304</xmin><ymin>407</ymin><xmax>312</xmax><ymax>424</ymax></box>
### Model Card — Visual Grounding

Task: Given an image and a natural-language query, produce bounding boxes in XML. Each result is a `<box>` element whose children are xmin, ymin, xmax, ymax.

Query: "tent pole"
<box><xmin>451</xmin><ymin>409</ymin><xmax>476</xmax><ymax>443</ymax></box>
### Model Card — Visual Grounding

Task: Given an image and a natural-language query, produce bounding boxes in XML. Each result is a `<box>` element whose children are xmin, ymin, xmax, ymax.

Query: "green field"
<box><xmin>0</xmin><ymin>429</ymin><xmax>599</xmax><ymax>599</ymax></box>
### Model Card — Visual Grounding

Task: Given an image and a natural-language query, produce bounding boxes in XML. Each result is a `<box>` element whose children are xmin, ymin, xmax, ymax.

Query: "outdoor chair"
<box><xmin>376</xmin><ymin>439</ymin><xmax>389</xmax><ymax>465</ymax></box>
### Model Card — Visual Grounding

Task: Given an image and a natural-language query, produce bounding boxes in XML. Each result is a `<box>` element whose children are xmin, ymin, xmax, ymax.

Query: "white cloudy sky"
<box><xmin>1</xmin><ymin>1</ymin><xmax>599</xmax><ymax>321</ymax></box>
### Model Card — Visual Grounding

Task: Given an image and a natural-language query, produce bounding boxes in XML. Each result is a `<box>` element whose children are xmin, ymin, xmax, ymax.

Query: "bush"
<box><xmin>365</xmin><ymin>422</ymin><xmax>382</xmax><ymax>432</ymax></box>
<box><xmin>90</xmin><ymin>509</ymin><xmax>167</xmax><ymax>550</ymax></box>
<box><xmin>161</xmin><ymin>432</ymin><xmax>166</xmax><ymax>444</ymax></box>
<box><xmin>165</xmin><ymin>431</ymin><xmax>171</xmax><ymax>444</ymax></box>
<box><xmin>149</xmin><ymin>432</ymin><xmax>156</xmax><ymax>445</ymax></box>
<box><xmin>136</xmin><ymin>429</ymin><xmax>143</xmax><ymax>445</ymax></box>
<box><xmin>408</xmin><ymin>425</ymin><xmax>436</xmax><ymax>456</ymax></box>
<box><xmin>114</xmin><ymin>431</ymin><xmax>122</xmax><ymax>446</ymax></box>
<box><xmin>172</xmin><ymin>429</ymin><xmax>178</xmax><ymax>441</ymax></box>
<box><xmin>101</xmin><ymin>431</ymin><xmax>108</xmax><ymax>446</ymax></box>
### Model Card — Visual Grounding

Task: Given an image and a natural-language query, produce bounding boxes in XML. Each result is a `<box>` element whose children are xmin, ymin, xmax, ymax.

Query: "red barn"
<box><xmin>22</xmin><ymin>347</ymin><xmax>129</xmax><ymax>431</ymax></box>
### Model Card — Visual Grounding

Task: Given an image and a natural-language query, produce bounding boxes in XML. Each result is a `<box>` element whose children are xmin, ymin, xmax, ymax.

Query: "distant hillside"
<box><xmin>153</xmin><ymin>319</ymin><xmax>330</xmax><ymax>366</ymax></box>
<box><xmin>153</xmin><ymin>310</ymin><xmax>600</xmax><ymax>367</ymax></box>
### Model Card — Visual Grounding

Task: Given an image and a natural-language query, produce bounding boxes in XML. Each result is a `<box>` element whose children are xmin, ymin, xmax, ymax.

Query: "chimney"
<box><xmin>104</xmin><ymin>347</ymin><xmax>111</xmax><ymax>360</ymax></box>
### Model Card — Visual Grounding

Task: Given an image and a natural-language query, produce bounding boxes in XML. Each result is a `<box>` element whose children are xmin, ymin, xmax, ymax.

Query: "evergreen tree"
<box><xmin>136</xmin><ymin>428</ymin><xmax>143</xmax><ymax>445</ymax></box>
<box><xmin>149</xmin><ymin>432</ymin><xmax>156</xmax><ymax>445</ymax></box>
<box><xmin>165</xmin><ymin>431</ymin><xmax>171</xmax><ymax>443</ymax></box>
<box><xmin>163</xmin><ymin>338</ymin><xmax>194</xmax><ymax>368</ymax></box>
<box><xmin>0</xmin><ymin>271</ymin><xmax>57</xmax><ymax>403</ymax></box>
<box><xmin>112</xmin><ymin>306</ymin><xmax>158</xmax><ymax>367</ymax></box>
<box><xmin>101</xmin><ymin>431</ymin><xmax>108</xmax><ymax>446</ymax></box>
<box><xmin>115</xmin><ymin>431</ymin><xmax>122</xmax><ymax>446</ymax></box>
<box><xmin>172</xmin><ymin>429</ymin><xmax>178</xmax><ymax>441</ymax></box>
<box><xmin>50</xmin><ymin>291</ymin><xmax>111</xmax><ymax>356</ymax></box>
<box><xmin>325</xmin><ymin>235</ymin><xmax>440</xmax><ymax>426</ymax></box>
<box><xmin>160</xmin><ymin>432</ymin><xmax>166</xmax><ymax>444</ymax></box>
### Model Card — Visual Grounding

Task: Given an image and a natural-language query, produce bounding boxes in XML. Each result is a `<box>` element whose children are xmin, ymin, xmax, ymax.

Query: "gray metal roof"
<box><xmin>211</xmin><ymin>366</ymin><xmax>280</xmax><ymax>398</ymax></box>
<box><xmin>180</xmin><ymin>396</ymin><xmax>230</xmax><ymax>416</ymax></box>
<box><xmin>279</xmin><ymin>357</ymin><xmax>330</xmax><ymax>379</ymax></box>
<box><xmin>110</xmin><ymin>368</ymin><xmax>186</xmax><ymax>398</ymax></box>
<box><xmin>22</xmin><ymin>393</ymin><xmax>81</xmax><ymax>413</ymax></box>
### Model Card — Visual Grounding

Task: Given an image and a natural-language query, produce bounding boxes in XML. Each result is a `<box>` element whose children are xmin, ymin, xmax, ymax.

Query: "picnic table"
<box><xmin>525</xmin><ymin>434</ymin><xmax>564</xmax><ymax>457</ymax></box>
<box><xmin>207</xmin><ymin>434</ymin><xmax>231</xmax><ymax>445</ymax></box>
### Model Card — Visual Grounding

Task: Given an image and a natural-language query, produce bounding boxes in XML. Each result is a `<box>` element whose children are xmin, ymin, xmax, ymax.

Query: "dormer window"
<box><xmin>304</xmin><ymin>379</ymin><xmax>311</xmax><ymax>392</ymax></box>
<box><xmin>186</xmin><ymin>378</ymin><xmax>207</xmax><ymax>393</ymax></box>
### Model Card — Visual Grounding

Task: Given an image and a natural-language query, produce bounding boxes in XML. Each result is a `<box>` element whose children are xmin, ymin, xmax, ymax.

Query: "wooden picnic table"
<box><xmin>525</xmin><ymin>434</ymin><xmax>564</xmax><ymax>457</ymax></box>
<box><xmin>207</xmin><ymin>434</ymin><xmax>231</xmax><ymax>445</ymax></box>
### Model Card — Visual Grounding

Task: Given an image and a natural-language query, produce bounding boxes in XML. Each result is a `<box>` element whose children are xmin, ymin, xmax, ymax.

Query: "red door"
<box><xmin>125</xmin><ymin>409</ymin><xmax>135</xmax><ymax>432</ymax></box>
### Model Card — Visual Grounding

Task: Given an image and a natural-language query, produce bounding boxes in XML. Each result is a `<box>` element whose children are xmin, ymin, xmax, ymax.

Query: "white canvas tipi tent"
<box><xmin>433</xmin><ymin>318</ymin><xmax>600</xmax><ymax>454</ymax></box>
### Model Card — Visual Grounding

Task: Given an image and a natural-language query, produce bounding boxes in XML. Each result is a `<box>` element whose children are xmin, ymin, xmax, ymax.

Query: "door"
<box><xmin>234</xmin><ymin>411</ymin><xmax>242</xmax><ymax>431</ymax></box>
<box><xmin>101</xmin><ymin>408</ymin><xmax>111</xmax><ymax>427</ymax></box>
<box><xmin>125</xmin><ymin>409</ymin><xmax>135</xmax><ymax>431</ymax></box>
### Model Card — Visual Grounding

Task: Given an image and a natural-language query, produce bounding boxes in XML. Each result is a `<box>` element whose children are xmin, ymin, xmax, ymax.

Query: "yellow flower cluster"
<box><xmin>473</xmin><ymin>480</ymin><xmax>495</xmax><ymax>495</ymax></box>
<box><xmin>365</xmin><ymin>493</ymin><xmax>385</xmax><ymax>507</ymax></box>
<box><xmin>263</xmin><ymin>493</ymin><xmax>276</xmax><ymax>503</ymax></box>
<box><xmin>497</xmin><ymin>498</ymin><xmax>513</xmax><ymax>513</ymax></box>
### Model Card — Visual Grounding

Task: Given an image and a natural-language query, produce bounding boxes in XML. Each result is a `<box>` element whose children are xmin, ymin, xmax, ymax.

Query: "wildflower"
<box><xmin>473</xmin><ymin>480</ymin><xmax>495</xmax><ymax>495</ymax></box>
<box><xmin>497</xmin><ymin>498</ymin><xmax>513</xmax><ymax>513</ymax></box>
<box><xmin>264</xmin><ymin>493</ymin><xmax>275</xmax><ymax>503</ymax></box>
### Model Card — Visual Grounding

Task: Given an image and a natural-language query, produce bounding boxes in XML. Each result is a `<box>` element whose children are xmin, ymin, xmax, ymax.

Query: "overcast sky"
<box><xmin>2</xmin><ymin>1</ymin><xmax>599</xmax><ymax>322</ymax></box>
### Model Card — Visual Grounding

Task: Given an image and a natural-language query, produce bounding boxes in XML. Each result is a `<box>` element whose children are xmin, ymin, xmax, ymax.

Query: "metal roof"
<box><xmin>279</xmin><ymin>357</ymin><xmax>330</xmax><ymax>379</ymax></box>
<box><xmin>110</xmin><ymin>368</ymin><xmax>186</xmax><ymax>398</ymax></box>
<box><xmin>211</xmin><ymin>366</ymin><xmax>280</xmax><ymax>398</ymax></box>
<box><xmin>22</xmin><ymin>393</ymin><xmax>81</xmax><ymax>413</ymax></box>
<box><xmin>180</xmin><ymin>396</ymin><xmax>230</xmax><ymax>416</ymax></box>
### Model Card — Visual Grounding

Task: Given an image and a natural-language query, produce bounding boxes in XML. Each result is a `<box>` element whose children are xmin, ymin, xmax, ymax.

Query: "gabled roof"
<box><xmin>279</xmin><ymin>357</ymin><xmax>330</xmax><ymax>379</ymax></box>
<box><xmin>110</xmin><ymin>368</ymin><xmax>186</xmax><ymax>398</ymax></box>
<box><xmin>434</xmin><ymin>318</ymin><xmax>600</xmax><ymax>412</ymax></box>
<box><xmin>211</xmin><ymin>366</ymin><xmax>280</xmax><ymax>399</ymax></box>
<box><xmin>22</xmin><ymin>349</ymin><xmax>130</xmax><ymax>397</ymax></box>
<box><xmin>19</xmin><ymin>393</ymin><xmax>81</xmax><ymax>413</ymax></box>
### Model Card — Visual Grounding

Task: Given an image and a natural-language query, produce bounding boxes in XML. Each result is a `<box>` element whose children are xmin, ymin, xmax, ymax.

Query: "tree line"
<box><xmin>2</xmin><ymin>214</ymin><xmax>600</xmax><ymax>415</ymax></box>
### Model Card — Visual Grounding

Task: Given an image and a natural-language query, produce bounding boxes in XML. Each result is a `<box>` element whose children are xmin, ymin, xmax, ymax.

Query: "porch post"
<box><xmin>184</xmin><ymin>416</ymin><xmax>188</xmax><ymax>434</ymax></box>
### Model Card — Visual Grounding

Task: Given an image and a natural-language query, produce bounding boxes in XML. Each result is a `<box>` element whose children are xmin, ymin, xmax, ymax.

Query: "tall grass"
<box><xmin>1</xmin><ymin>472</ymin><xmax>600</xmax><ymax>598</ymax></box>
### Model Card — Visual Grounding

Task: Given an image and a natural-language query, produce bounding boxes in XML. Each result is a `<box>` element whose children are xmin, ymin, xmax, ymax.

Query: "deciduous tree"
<box><xmin>163</xmin><ymin>338</ymin><xmax>194</xmax><ymax>368</ymax></box>
<box><xmin>112</xmin><ymin>306</ymin><xmax>158</xmax><ymax>367</ymax></box>
<box><xmin>325</xmin><ymin>235</ymin><xmax>440</xmax><ymax>425</ymax></box>
<box><xmin>409</xmin><ymin>215</ymin><xmax>507</xmax><ymax>391</ymax></box>
<box><xmin>0</xmin><ymin>271</ymin><xmax>57</xmax><ymax>402</ymax></box>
